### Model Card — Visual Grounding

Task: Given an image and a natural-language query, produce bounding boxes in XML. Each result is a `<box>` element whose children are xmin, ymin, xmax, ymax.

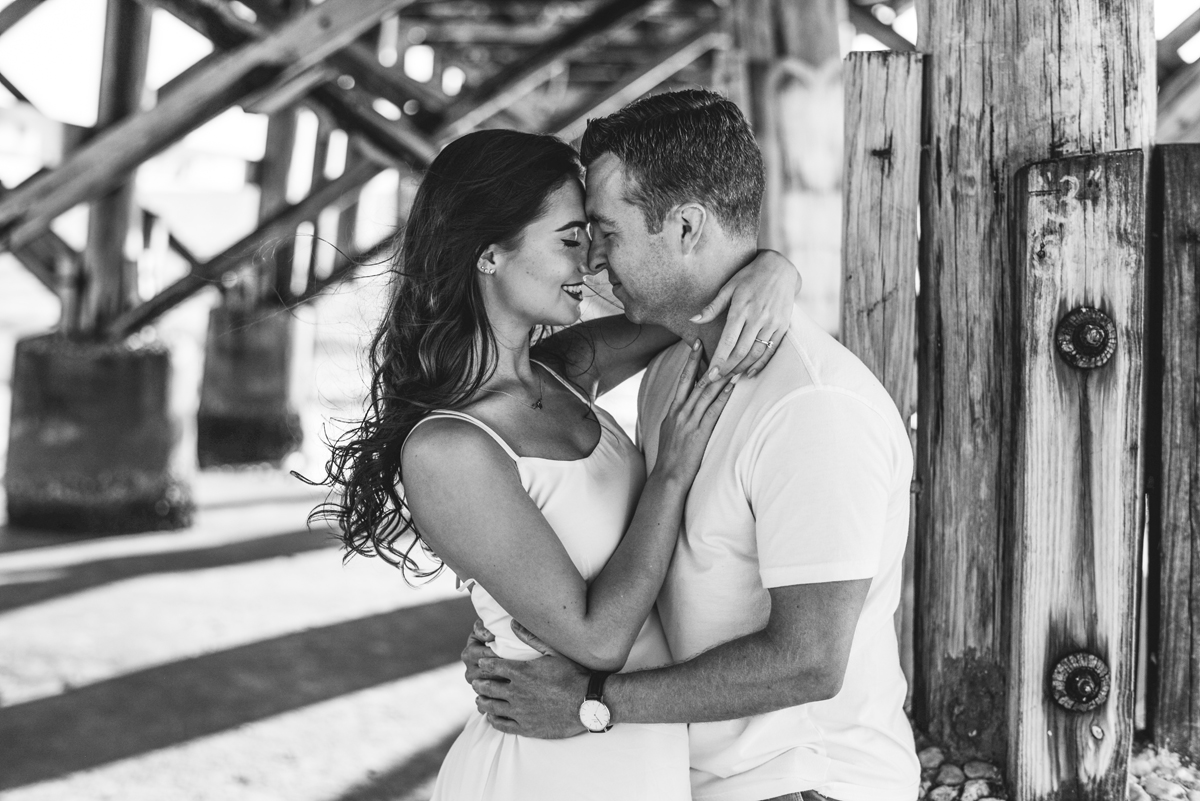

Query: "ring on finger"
<box><xmin>755</xmin><ymin>337</ymin><xmax>774</xmax><ymax>348</ymax></box>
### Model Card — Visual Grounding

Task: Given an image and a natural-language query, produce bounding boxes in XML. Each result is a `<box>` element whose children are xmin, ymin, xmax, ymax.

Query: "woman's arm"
<box><xmin>533</xmin><ymin>250</ymin><xmax>801</xmax><ymax>396</ymax></box>
<box><xmin>402</xmin><ymin>344</ymin><xmax>730</xmax><ymax>672</ymax></box>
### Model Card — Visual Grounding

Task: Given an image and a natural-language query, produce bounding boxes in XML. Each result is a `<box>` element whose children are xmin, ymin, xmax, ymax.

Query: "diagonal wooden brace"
<box><xmin>0</xmin><ymin>0</ymin><xmax>423</xmax><ymax>254</ymax></box>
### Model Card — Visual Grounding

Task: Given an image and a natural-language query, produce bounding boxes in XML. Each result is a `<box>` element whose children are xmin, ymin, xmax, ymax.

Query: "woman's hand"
<box><xmin>692</xmin><ymin>249</ymin><xmax>800</xmax><ymax>382</ymax></box>
<box><xmin>655</xmin><ymin>340</ymin><xmax>736</xmax><ymax>483</ymax></box>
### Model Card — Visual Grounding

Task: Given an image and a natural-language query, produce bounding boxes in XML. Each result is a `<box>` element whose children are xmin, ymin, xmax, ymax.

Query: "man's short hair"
<box><xmin>579</xmin><ymin>88</ymin><xmax>765</xmax><ymax>240</ymax></box>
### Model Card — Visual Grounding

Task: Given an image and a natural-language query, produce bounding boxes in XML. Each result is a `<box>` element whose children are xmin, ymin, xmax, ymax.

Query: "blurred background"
<box><xmin>0</xmin><ymin>0</ymin><xmax>1198</xmax><ymax>798</ymax></box>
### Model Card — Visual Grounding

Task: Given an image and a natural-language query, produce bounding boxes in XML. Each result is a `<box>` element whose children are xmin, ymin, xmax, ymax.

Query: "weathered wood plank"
<box><xmin>1149</xmin><ymin>143</ymin><xmax>1200</xmax><ymax>761</ymax></box>
<box><xmin>840</xmin><ymin>50</ymin><xmax>922</xmax><ymax>689</ymax></box>
<box><xmin>548</xmin><ymin>21</ymin><xmax>726</xmax><ymax>141</ymax></box>
<box><xmin>1159</xmin><ymin>59</ymin><xmax>1200</xmax><ymax>144</ymax></box>
<box><xmin>1010</xmin><ymin>150</ymin><xmax>1144</xmax><ymax>800</ymax></box>
<box><xmin>0</xmin><ymin>0</ymin><xmax>419</xmax><ymax>253</ymax></box>
<box><xmin>915</xmin><ymin>0</ymin><xmax>1154</xmax><ymax>761</ymax></box>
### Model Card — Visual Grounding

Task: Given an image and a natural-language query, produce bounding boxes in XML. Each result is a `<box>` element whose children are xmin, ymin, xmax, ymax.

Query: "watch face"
<box><xmin>579</xmin><ymin>699</ymin><xmax>611</xmax><ymax>732</ymax></box>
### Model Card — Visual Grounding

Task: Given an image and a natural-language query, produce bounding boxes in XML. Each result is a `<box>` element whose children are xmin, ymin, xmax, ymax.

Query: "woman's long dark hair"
<box><xmin>311</xmin><ymin>129</ymin><xmax>582</xmax><ymax>579</ymax></box>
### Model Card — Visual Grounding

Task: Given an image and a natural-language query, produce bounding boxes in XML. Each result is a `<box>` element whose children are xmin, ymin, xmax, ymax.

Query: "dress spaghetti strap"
<box><xmin>532</xmin><ymin>359</ymin><xmax>593</xmax><ymax>406</ymax></box>
<box><xmin>405</xmin><ymin>410</ymin><xmax>521</xmax><ymax>461</ymax></box>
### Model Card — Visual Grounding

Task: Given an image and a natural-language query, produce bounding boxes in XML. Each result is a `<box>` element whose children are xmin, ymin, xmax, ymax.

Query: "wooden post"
<box><xmin>255</xmin><ymin>106</ymin><xmax>299</xmax><ymax>306</ymax></box>
<box><xmin>80</xmin><ymin>0</ymin><xmax>152</xmax><ymax>334</ymax></box>
<box><xmin>1010</xmin><ymin>150</ymin><xmax>1144</xmax><ymax>799</ymax></box>
<box><xmin>915</xmin><ymin>0</ymin><xmax>1154</xmax><ymax>762</ymax></box>
<box><xmin>1148</xmin><ymin>143</ymin><xmax>1200</xmax><ymax>761</ymax></box>
<box><xmin>840</xmin><ymin>50</ymin><xmax>923</xmax><ymax>693</ymax></box>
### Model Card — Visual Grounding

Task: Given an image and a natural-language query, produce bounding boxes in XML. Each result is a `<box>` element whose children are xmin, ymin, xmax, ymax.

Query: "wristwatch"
<box><xmin>578</xmin><ymin>671</ymin><xmax>613</xmax><ymax>733</ymax></box>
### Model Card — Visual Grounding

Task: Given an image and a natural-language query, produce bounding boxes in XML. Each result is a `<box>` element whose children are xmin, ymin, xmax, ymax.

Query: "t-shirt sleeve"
<box><xmin>746</xmin><ymin>389</ymin><xmax>897</xmax><ymax>588</ymax></box>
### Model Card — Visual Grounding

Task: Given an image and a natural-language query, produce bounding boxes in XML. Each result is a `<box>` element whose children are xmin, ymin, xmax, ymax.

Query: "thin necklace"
<box><xmin>481</xmin><ymin>369</ymin><xmax>544</xmax><ymax>410</ymax></box>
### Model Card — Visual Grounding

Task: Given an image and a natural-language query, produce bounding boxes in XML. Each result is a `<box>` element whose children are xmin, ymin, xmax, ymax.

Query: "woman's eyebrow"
<box><xmin>554</xmin><ymin>220</ymin><xmax>588</xmax><ymax>232</ymax></box>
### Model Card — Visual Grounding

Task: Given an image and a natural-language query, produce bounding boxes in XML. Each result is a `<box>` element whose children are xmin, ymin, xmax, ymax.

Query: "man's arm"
<box><xmin>470</xmin><ymin>578</ymin><xmax>869</xmax><ymax>736</ymax></box>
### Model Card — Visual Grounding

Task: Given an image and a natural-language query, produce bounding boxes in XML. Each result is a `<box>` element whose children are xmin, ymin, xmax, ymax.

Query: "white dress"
<box><xmin>412</xmin><ymin>367</ymin><xmax>690</xmax><ymax>801</ymax></box>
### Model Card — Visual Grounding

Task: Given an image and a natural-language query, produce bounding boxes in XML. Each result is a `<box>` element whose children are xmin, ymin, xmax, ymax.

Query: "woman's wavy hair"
<box><xmin>311</xmin><ymin>129</ymin><xmax>582</xmax><ymax>579</ymax></box>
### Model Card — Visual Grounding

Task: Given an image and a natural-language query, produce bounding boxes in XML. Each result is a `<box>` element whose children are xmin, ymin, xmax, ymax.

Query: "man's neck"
<box><xmin>661</xmin><ymin>242</ymin><xmax>757</xmax><ymax>363</ymax></box>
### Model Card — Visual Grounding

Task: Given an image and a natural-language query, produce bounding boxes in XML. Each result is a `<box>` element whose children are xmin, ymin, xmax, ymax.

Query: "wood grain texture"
<box><xmin>0</xmin><ymin>0</ymin><xmax>421</xmax><ymax>252</ymax></box>
<box><xmin>840</xmin><ymin>51</ymin><xmax>922</xmax><ymax>690</ymax></box>
<box><xmin>1149</xmin><ymin>143</ymin><xmax>1200</xmax><ymax>760</ymax></box>
<box><xmin>915</xmin><ymin>0</ymin><xmax>1154</xmax><ymax>761</ymax></box>
<box><xmin>1010</xmin><ymin>151</ymin><xmax>1144</xmax><ymax>800</ymax></box>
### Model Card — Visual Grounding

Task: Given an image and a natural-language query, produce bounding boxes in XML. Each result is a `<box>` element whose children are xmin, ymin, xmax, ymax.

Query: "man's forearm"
<box><xmin>604</xmin><ymin>628</ymin><xmax>840</xmax><ymax>725</ymax></box>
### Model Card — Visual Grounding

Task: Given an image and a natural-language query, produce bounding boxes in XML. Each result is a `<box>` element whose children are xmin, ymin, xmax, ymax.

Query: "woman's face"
<box><xmin>485</xmin><ymin>179</ymin><xmax>590</xmax><ymax>328</ymax></box>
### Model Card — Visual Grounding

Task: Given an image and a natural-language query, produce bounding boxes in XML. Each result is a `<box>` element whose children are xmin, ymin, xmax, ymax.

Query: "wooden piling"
<box><xmin>1010</xmin><ymin>150</ymin><xmax>1144</xmax><ymax>800</ymax></box>
<box><xmin>840</xmin><ymin>50</ymin><xmax>922</xmax><ymax>689</ymax></box>
<box><xmin>80</xmin><ymin>0</ymin><xmax>152</xmax><ymax>334</ymax></box>
<box><xmin>735</xmin><ymin>0</ymin><xmax>844</xmax><ymax>332</ymax></box>
<box><xmin>1148</xmin><ymin>143</ymin><xmax>1200</xmax><ymax>761</ymax></box>
<box><xmin>915</xmin><ymin>0</ymin><xmax>1154</xmax><ymax>762</ymax></box>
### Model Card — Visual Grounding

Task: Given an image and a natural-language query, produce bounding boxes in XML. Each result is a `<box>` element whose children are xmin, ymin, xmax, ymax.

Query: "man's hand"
<box><xmin>461</xmin><ymin>619</ymin><xmax>498</xmax><ymax>686</ymax></box>
<box><xmin>471</xmin><ymin>621</ymin><xmax>591</xmax><ymax>739</ymax></box>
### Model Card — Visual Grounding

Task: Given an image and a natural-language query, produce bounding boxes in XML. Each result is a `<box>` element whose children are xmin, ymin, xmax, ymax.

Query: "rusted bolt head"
<box><xmin>1051</xmin><ymin>652</ymin><xmax>1110</xmax><ymax>712</ymax></box>
<box><xmin>1055</xmin><ymin>307</ymin><xmax>1117</xmax><ymax>369</ymax></box>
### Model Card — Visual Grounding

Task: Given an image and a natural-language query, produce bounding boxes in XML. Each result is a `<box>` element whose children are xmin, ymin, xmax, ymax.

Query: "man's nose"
<box><xmin>585</xmin><ymin>239</ymin><xmax>606</xmax><ymax>275</ymax></box>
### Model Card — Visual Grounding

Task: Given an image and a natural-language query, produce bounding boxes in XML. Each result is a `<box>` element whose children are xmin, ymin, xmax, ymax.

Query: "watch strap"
<box><xmin>586</xmin><ymin>671</ymin><xmax>610</xmax><ymax>701</ymax></box>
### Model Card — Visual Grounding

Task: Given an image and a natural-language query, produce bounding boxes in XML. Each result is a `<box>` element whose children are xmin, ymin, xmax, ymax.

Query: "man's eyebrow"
<box><xmin>587</xmin><ymin>212</ymin><xmax>615</xmax><ymax>227</ymax></box>
<box><xmin>554</xmin><ymin>220</ymin><xmax>588</xmax><ymax>232</ymax></box>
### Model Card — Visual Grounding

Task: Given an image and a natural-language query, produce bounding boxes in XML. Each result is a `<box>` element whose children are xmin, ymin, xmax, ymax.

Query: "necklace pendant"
<box><xmin>532</xmin><ymin>399</ymin><xmax>544</xmax><ymax>410</ymax></box>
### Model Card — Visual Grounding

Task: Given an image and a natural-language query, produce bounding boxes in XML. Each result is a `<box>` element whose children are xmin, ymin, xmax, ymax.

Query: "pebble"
<box><xmin>1178</xmin><ymin>767</ymin><xmax>1198</xmax><ymax>784</ymax></box>
<box><xmin>964</xmin><ymin>760</ymin><xmax>1002</xmax><ymax>781</ymax></box>
<box><xmin>960</xmin><ymin>778</ymin><xmax>991</xmax><ymax>801</ymax></box>
<box><xmin>929</xmin><ymin>786</ymin><xmax>961</xmax><ymax>801</ymax></box>
<box><xmin>1143</xmin><ymin>775</ymin><xmax>1187</xmax><ymax>800</ymax></box>
<box><xmin>937</xmin><ymin>764</ymin><xmax>967</xmax><ymax>786</ymax></box>
<box><xmin>1132</xmin><ymin>756</ymin><xmax>1157</xmax><ymax>777</ymax></box>
<box><xmin>1130</xmin><ymin>780</ymin><xmax>1153</xmax><ymax>801</ymax></box>
<box><xmin>920</xmin><ymin>746</ymin><xmax>947</xmax><ymax>770</ymax></box>
<box><xmin>1187</xmin><ymin>790</ymin><xmax>1200</xmax><ymax>801</ymax></box>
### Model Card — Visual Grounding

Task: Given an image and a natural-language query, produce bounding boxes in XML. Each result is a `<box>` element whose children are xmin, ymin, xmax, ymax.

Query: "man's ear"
<box><xmin>676</xmin><ymin>203</ymin><xmax>707</xmax><ymax>256</ymax></box>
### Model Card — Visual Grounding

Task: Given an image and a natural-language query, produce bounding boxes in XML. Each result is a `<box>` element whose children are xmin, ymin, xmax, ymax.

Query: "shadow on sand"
<box><xmin>0</xmin><ymin>596</ymin><xmax>476</xmax><ymax>790</ymax></box>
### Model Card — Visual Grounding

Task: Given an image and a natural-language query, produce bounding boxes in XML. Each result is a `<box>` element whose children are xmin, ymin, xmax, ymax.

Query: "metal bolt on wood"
<box><xmin>1050</xmin><ymin>652</ymin><xmax>1111</xmax><ymax>712</ymax></box>
<box><xmin>1055</xmin><ymin>307</ymin><xmax>1118</xmax><ymax>369</ymax></box>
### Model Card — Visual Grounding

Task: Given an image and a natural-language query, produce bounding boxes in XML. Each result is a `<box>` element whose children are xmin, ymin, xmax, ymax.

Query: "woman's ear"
<box><xmin>676</xmin><ymin>203</ymin><xmax>707</xmax><ymax>255</ymax></box>
<box><xmin>477</xmin><ymin>249</ymin><xmax>497</xmax><ymax>275</ymax></box>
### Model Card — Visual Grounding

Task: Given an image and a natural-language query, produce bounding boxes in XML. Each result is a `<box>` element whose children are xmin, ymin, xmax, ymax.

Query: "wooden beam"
<box><xmin>840</xmin><ymin>50</ymin><xmax>922</xmax><ymax>692</ymax></box>
<box><xmin>1158</xmin><ymin>6</ymin><xmax>1200</xmax><ymax>79</ymax></box>
<box><xmin>1148</xmin><ymin>143</ymin><xmax>1200</xmax><ymax>762</ymax></box>
<box><xmin>0</xmin><ymin>0</ymin><xmax>47</xmax><ymax>38</ymax></box>
<box><xmin>0</xmin><ymin>70</ymin><xmax>31</xmax><ymax>105</ymax></box>
<box><xmin>845</xmin><ymin>5</ymin><xmax>915</xmax><ymax>52</ymax></box>
<box><xmin>145</xmin><ymin>0</ymin><xmax>439</xmax><ymax>161</ymax></box>
<box><xmin>435</xmin><ymin>0</ymin><xmax>658</xmax><ymax>141</ymax></box>
<box><xmin>549</xmin><ymin>21</ymin><xmax>726</xmax><ymax>141</ymax></box>
<box><xmin>0</xmin><ymin>0</ymin><xmax>419</xmax><ymax>254</ymax></box>
<box><xmin>105</xmin><ymin>157</ymin><xmax>381</xmax><ymax>338</ymax></box>
<box><xmin>1159</xmin><ymin>59</ymin><xmax>1200</xmax><ymax>144</ymax></box>
<box><xmin>916</xmin><ymin>0</ymin><xmax>1154</xmax><ymax>766</ymax></box>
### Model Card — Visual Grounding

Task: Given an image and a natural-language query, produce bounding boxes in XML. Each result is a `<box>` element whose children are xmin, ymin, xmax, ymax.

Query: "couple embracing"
<box><xmin>324</xmin><ymin>89</ymin><xmax>920</xmax><ymax>801</ymax></box>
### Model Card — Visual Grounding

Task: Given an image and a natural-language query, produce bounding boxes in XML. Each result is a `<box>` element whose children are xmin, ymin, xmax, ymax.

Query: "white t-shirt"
<box><xmin>636</xmin><ymin>306</ymin><xmax>920</xmax><ymax>801</ymax></box>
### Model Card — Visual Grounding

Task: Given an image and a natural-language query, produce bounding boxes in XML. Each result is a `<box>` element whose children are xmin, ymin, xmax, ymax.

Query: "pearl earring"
<box><xmin>478</xmin><ymin>264</ymin><xmax>496</xmax><ymax>275</ymax></box>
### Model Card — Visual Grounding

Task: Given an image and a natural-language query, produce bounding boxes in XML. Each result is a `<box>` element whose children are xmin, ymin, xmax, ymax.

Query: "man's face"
<box><xmin>584</xmin><ymin>153</ymin><xmax>677</xmax><ymax>325</ymax></box>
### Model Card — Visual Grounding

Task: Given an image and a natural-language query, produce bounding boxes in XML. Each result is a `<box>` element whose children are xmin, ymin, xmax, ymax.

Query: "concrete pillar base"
<box><xmin>197</xmin><ymin>305</ymin><xmax>303</xmax><ymax>469</ymax></box>
<box><xmin>5</xmin><ymin>334</ymin><xmax>194</xmax><ymax>534</ymax></box>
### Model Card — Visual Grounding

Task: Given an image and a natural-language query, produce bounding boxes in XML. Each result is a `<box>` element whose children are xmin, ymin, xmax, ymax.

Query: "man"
<box><xmin>464</xmin><ymin>89</ymin><xmax>919</xmax><ymax>801</ymax></box>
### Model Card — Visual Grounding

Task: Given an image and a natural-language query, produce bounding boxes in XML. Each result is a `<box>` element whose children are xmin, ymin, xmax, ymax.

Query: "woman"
<box><xmin>320</xmin><ymin>129</ymin><xmax>796</xmax><ymax>799</ymax></box>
